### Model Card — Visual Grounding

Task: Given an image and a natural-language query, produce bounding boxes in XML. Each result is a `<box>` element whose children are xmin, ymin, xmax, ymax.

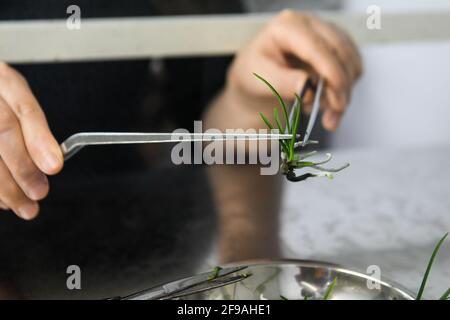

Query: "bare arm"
<box><xmin>207</xmin><ymin>164</ymin><xmax>282</xmax><ymax>264</ymax></box>
<box><xmin>203</xmin><ymin>10</ymin><xmax>362</xmax><ymax>263</ymax></box>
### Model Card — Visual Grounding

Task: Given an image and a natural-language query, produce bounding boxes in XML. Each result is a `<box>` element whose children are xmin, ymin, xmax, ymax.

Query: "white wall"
<box><xmin>338</xmin><ymin>0</ymin><xmax>450</xmax><ymax>149</ymax></box>
<box><xmin>335</xmin><ymin>0</ymin><xmax>450</xmax><ymax>149</ymax></box>
<box><xmin>342</xmin><ymin>0</ymin><xmax>450</xmax><ymax>12</ymax></box>
<box><xmin>330</xmin><ymin>40</ymin><xmax>450</xmax><ymax>149</ymax></box>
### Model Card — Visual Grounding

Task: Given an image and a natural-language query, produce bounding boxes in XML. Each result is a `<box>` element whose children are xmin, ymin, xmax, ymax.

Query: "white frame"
<box><xmin>1</xmin><ymin>12</ymin><xmax>450</xmax><ymax>63</ymax></box>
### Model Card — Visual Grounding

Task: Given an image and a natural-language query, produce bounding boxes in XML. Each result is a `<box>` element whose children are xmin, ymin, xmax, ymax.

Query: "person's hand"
<box><xmin>0</xmin><ymin>62</ymin><xmax>63</xmax><ymax>220</ymax></box>
<box><xmin>221</xmin><ymin>10</ymin><xmax>363</xmax><ymax>131</ymax></box>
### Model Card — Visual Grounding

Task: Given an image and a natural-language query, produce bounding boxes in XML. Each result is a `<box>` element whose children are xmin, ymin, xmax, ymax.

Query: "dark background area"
<box><xmin>0</xmin><ymin>0</ymin><xmax>239</xmax><ymax>299</ymax></box>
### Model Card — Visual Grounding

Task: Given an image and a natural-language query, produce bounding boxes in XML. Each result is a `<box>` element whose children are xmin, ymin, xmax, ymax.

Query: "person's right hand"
<box><xmin>0</xmin><ymin>62</ymin><xmax>63</xmax><ymax>220</ymax></box>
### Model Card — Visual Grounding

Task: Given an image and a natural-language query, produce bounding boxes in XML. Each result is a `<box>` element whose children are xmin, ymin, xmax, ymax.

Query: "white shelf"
<box><xmin>1</xmin><ymin>12</ymin><xmax>450</xmax><ymax>63</ymax></box>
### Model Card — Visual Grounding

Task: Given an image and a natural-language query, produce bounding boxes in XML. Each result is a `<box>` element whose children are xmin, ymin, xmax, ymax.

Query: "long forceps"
<box><xmin>60</xmin><ymin>132</ymin><xmax>296</xmax><ymax>161</ymax></box>
<box><xmin>286</xmin><ymin>77</ymin><xmax>324</xmax><ymax>147</ymax></box>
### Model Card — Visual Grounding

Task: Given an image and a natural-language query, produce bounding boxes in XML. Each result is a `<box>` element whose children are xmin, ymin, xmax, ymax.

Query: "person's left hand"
<box><xmin>206</xmin><ymin>10</ymin><xmax>362</xmax><ymax>132</ymax></box>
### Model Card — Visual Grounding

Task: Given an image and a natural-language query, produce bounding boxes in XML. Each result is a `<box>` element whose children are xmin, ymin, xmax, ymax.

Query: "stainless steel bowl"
<box><xmin>124</xmin><ymin>259</ymin><xmax>416</xmax><ymax>300</ymax></box>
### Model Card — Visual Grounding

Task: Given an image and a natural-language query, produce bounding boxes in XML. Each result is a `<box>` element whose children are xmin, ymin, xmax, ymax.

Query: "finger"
<box><xmin>301</xmin><ymin>76</ymin><xmax>330</xmax><ymax>113</ymax></box>
<box><xmin>323</xmin><ymin>84</ymin><xmax>348</xmax><ymax>114</ymax></box>
<box><xmin>302</xmin><ymin>89</ymin><xmax>314</xmax><ymax>111</ymax></box>
<box><xmin>298</xmin><ymin>26</ymin><xmax>350</xmax><ymax>114</ymax></box>
<box><xmin>0</xmin><ymin>64</ymin><xmax>63</xmax><ymax>175</ymax></box>
<box><xmin>277</xmin><ymin>28</ymin><xmax>347</xmax><ymax>114</ymax></box>
<box><xmin>0</xmin><ymin>96</ymin><xmax>49</xmax><ymax>200</ymax></box>
<box><xmin>0</xmin><ymin>158</ymin><xmax>39</xmax><ymax>220</ymax></box>
<box><xmin>307</xmin><ymin>90</ymin><xmax>334</xmax><ymax>114</ymax></box>
<box><xmin>0</xmin><ymin>201</ymin><xmax>9</xmax><ymax>210</ymax></box>
<box><xmin>252</xmin><ymin>62</ymin><xmax>310</xmax><ymax>100</ymax></box>
<box><xmin>322</xmin><ymin>109</ymin><xmax>342</xmax><ymax>131</ymax></box>
<box><xmin>307</xmin><ymin>20</ymin><xmax>354</xmax><ymax>83</ymax></box>
<box><xmin>331</xmin><ymin>23</ymin><xmax>363</xmax><ymax>80</ymax></box>
<box><xmin>316</xmin><ymin>20</ymin><xmax>362</xmax><ymax>83</ymax></box>
<box><xmin>270</xmin><ymin>11</ymin><xmax>349</xmax><ymax>103</ymax></box>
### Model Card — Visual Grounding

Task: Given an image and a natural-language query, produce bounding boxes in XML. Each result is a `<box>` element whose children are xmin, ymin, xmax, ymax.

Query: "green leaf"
<box><xmin>288</xmin><ymin>105</ymin><xmax>298</xmax><ymax>161</ymax></box>
<box><xmin>297</xmin><ymin>161</ymin><xmax>316</xmax><ymax>167</ymax></box>
<box><xmin>208</xmin><ymin>266</ymin><xmax>223</xmax><ymax>281</ymax></box>
<box><xmin>289</xmin><ymin>94</ymin><xmax>302</xmax><ymax>161</ymax></box>
<box><xmin>253</xmin><ymin>73</ymin><xmax>290</xmax><ymax>133</ymax></box>
<box><xmin>416</xmin><ymin>232</ymin><xmax>449</xmax><ymax>300</ymax></box>
<box><xmin>259</xmin><ymin>112</ymin><xmax>274</xmax><ymax>130</ymax></box>
<box><xmin>439</xmin><ymin>287</ymin><xmax>450</xmax><ymax>300</ymax></box>
<box><xmin>260</xmin><ymin>110</ymin><xmax>289</xmax><ymax>155</ymax></box>
<box><xmin>280</xmin><ymin>295</ymin><xmax>288</xmax><ymax>300</ymax></box>
<box><xmin>274</xmin><ymin>108</ymin><xmax>283</xmax><ymax>132</ymax></box>
<box><xmin>323</xmin><ymin>277</ymin><xmax>337</xmax><ymax>300</ymax></box>
<box><xmin>273</xmin><ymin>108</ymin><xmax>289</xmax><ymax>154</ymax></box>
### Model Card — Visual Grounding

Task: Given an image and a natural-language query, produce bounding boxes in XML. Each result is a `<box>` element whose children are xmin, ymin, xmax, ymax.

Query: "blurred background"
<box><xmin>246</xmin><ymin>0</ymin><xmax>450</xmax><ymax>298</ymax></box>
<box><xmin>245</xmin><ymin>0</ymin><xmax>450</xmax><ymax>148</ymax></box>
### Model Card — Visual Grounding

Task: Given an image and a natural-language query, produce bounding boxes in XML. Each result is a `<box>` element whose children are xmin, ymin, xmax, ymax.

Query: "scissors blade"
<box><xmin>302</xmin><ymin>77</ymin><xmax>324</xmax><ymax>147</ymax></box>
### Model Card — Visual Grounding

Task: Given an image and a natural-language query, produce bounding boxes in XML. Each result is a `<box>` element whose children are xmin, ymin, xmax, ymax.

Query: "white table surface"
<box><xmin>281</xmin><ymin>144</ymin><xmax>450</xmax><ymax>299</ymax></box>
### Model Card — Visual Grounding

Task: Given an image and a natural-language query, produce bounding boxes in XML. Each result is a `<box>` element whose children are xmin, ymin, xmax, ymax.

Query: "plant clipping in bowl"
<box><xmin>253</xmin><ymin>73</ymin><xmax>349</xmax><ymax>182</ymax></box>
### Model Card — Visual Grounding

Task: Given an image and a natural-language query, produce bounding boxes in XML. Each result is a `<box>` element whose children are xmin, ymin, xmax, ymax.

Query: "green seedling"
<box><xmin>254</xmin><ymin>73</ymin><xmax>349</xmax><ymax>182</ymax></box>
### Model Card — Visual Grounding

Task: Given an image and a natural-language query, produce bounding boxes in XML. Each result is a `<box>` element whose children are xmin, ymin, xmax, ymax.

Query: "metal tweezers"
<box><xmin>286</xmin><ymin>77</ymin><xmax>324</xmax><ymax>146</ymax></box>
<box><xmin>61</xmin><ymin>78</ymin><xmax>323</xmax><ymax>161</ymax></box>
<box><xmin>111</xmin><ymin>265</ymin><xmax>249</xmax><ymax>300</ymax></box>
<box><xmin>60</xmin><ymin>132</ymin><xmax>295</xmax><ymax>161</ymax></box>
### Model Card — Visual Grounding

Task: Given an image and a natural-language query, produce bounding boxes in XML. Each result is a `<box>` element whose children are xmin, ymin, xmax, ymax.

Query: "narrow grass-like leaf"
<box><xmin>259</xmin><ymin>112</ymin><xmax>274</xmax><ymax>130</ymax></box>
<box><xmin>274</xmin><ymin>108</ymin><xmax>283</xmax><ymax>132</ymax></box>
<box><xmin>323</xmin><ymin>277</ymin><xmax>337</xmax><ymax>300</ymax></box>
<box><xmin>273</xmin><ymin>108</ymin><xmax>289</xmax><ymax>153</ymax></box>
<box><xmin>253</xmin><ymin>73</ymin><xmax>290</xmax><ymax>133</ymax></box>
<box><xmin>280</xmin><ymin>295</ymin><xmax>288</xmax><ymax>300</ymax></box>
<box><xmin>416</xmin><ymin>232</ymin><xmax>449</xmax><ymax>300</ymax></box>
<box><xmin>439</xmin><ymin>287</ymin><xmax>450</xmax><ymax>300</ymax></box>
<box><xmin>288</xmin><ymin>104</ymin><xmax>299</xmax><ymax>161</ymax></box>
<box><xmin>289</xmin><ymin>94</ymin><xmax>302</xmax><ymax>160</ymax></box>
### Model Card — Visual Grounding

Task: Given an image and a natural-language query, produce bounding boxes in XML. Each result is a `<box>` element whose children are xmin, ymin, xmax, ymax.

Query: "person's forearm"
<box><xmin>203</xmin><ymin>87</ymin><xmax>283</xmax><ymax>263</ymax></box>
<box><xmin>207</xmin><ymin>164</ymin><xmax>282</xmax><ymax>264</ymax></box>
<box><xmin>203</xmin><ymin>87</ymin><xmax>273</xmax><ymax>133</ymax></box>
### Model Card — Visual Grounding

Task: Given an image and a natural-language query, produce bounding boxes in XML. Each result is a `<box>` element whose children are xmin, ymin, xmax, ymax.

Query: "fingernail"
<box><xmin>28</xmin><ymin>175</ymin><xmax>49</xmax><ymax>201</ymax></box>
<box><xmin>324</xmin><ymin>112</ymin><xmax>340</xmax><ymax>131</ymax></box>
<box><xmin>17</xmin><ymin>203</ymin><xmax>39</xmax><ymax>220</ymax></box>
<box><xmin>338</xmin><ymin>91</ymin><xmax>348</xmax><ymax>106</ymax></box>
<box><xmin>329</xmin><ymin>113</ymin><xmax>341</xmax><ymax>129</ymax></box>
<box><xmin>43</xmin><ymin>151</ymin><xmax>62</xmax><ymax>173</ymax></box>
